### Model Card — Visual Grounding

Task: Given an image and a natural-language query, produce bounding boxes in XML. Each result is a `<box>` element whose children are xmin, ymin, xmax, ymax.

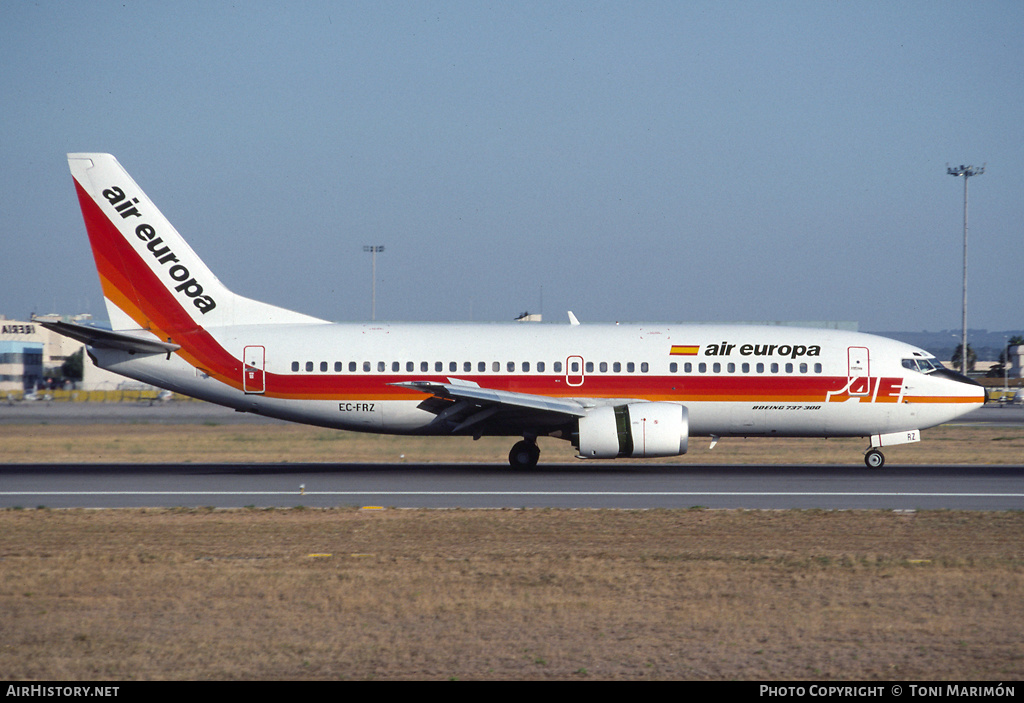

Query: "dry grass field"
<box><xmin>1</xmin><ymin>421</ymin><xmax>1022</xmax><ymax>680</ymax></box>
<box><xmin>1</xmin><ymin>508</ymin><xmax>1022</xmax><ymax>681</ymax></box>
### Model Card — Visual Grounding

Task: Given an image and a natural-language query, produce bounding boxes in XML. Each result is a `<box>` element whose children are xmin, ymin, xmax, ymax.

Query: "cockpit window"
<box><xmin>902</xmin><ymin>358</ymin><xmax>940</xmax><ymax>374</ymax></box>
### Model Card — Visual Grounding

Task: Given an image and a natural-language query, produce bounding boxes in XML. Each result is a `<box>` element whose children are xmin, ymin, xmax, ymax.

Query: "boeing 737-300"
<box><xmin>42</xmin><ymin>153</ymin><xmax>986</xmax><ymax>468</ymax></box>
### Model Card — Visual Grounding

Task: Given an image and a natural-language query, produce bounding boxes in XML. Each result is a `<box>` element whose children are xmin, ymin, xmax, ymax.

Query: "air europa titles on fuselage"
<box><xmin>703</xmin><ymin>342</ymin><xmax>822</xmax><ymax>359</ymax></box>
<box><xmin>100</xmin><ymin>186</ymin><xmax>217</xmax><ymax>314</ymax></box>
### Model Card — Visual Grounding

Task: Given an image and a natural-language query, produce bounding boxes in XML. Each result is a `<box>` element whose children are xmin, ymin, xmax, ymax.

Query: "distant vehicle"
<box><xmin>20</xmin><ymin>388</ymin><xmax>52</xmax><ymax>403</ymax></box>
<box><xmin>149</xmin><ymin>389</ymin><xmax>173</xmax><ymax>405</ymax></box>
<box><xmin>1014</xmin><ymin>389</ymin><xmax>1024</xmax><ymax>406</ymax></box>
<box><xmin>43</xmin><ymin>153</ymin><xmax>985</xmax><ymax>468</ymax></box>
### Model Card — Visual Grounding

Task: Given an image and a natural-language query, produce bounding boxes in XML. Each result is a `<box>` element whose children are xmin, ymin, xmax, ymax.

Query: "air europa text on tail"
<box><xmin>101</xmin><ymin>186</ymin><xmax>217</xmax><ymax>314</ymax></box>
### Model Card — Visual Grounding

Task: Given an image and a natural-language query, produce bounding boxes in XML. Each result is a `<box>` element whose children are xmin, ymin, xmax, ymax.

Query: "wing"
<box><xmin>390</xmin><ymin>379</ymin><xmax>587</xmax><ymax>435</ymax></box>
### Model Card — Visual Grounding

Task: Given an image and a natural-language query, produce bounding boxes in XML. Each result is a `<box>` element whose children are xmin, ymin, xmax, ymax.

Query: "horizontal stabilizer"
<box><xmin>37</xmin><ymin>319</ymin><xmax>181</xmax><ymax>355</ymax></box>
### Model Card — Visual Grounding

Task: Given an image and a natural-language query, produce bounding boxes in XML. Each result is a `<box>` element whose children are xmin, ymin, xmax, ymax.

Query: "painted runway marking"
<box><xmin>3</xmin><ymin>491</ymin><xmax>1023</xmax><ymax>498</ymax></box>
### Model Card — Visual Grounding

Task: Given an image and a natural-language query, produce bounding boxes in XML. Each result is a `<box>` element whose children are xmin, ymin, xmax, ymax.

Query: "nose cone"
<box><xmin>906</xmin><ymin>366</ymin><xmax>986</xmax><ymax>431</ymax></box>
<box><xmin>936</xmin><ymin>367</ymin><xmax>987</xmax><ymax>421</ymax></box>
<box><xmin>940</xmin><ymin>367</ymin><xmax>987</xmax><ymax>407</ymax></box>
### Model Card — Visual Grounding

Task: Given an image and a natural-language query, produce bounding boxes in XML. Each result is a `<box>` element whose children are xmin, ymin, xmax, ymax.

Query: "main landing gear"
<box><xmin>509</xmin><ymin>438</ymin><xmax>540</xmax><ymax>468</ymax></box>
<box><xmin>864</xmin><ymin>448</ymin><xmax>885</xmax><ymax>469</ymax></box>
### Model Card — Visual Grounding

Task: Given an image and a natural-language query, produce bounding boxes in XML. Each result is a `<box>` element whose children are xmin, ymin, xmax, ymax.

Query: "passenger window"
<box><xmin>523</xmin><ymin>362</ymin><xmax>530</xmax><ymax>372</ymax></box>
<box><xmin>392</xmin><ymin>361</ymin><xmax>400</xmax><ymax>372</ymax></box>
<box><xmin>291</xmin><ymin>361</ymin><xmax>299</xmax><ymax>372</ymax></box>
<box><xmin>508</xmin><ymin>361</ymin><xmax>515</xmax><ymax>372</ymax></box>
<box><xmin>785</xmin><ymin>363</ymin><xmax>793</xmax><ymax>373</ymax></box>
<box><xmin>464</xmin><ymin>361</ymin><xmax>472</xmax><ymax>372</ymax></box>
<box><xmin>335</xmin><ymin>362</ymin><xmax>342</xmax><ymax>372</ymax></box>
<box><xmin>613</xmin><ymin>362</ymin><xmax>621</xmax><ymax>373</ymax></box>
<box><xmin>669</xmin><ymin>362</ymin><xmax>677</xmax><ymax>373</ymax></box>
<box><xmin>435</xmin><ymin>361</ymin><xmax>443</xmax><ymax>372</ymax></box>
<box><xmin>756</xmin><ymin>363</ymin><xmax>764</xmax><ymax>373</ymax></box>
<box><xmin>800</xmin><ymin>363</ymin><xmax>808</xmax><ymax>373</ymax></box>
<box><xmin>421</xmin><ymin>361</ymin><xmax>429</xmax><ymax>372</ymax></box>
<box><xmin>537</xmin><ymin>361</ymin><xmax>545</xmax><ymax>372</ymax></box>
<box><xmin>585</xmin><ymin>361</ymin><xmax>593</xmax><ymax>373</ymax></box>
<box><xmin>363</xmin><ymin>361</ymin><xmax>371</xmax><ymax>372</ymax></box>
<box><xmin>601</xmin><ymin>362</ymin><xmax>609</xmax><ymax>372</ymax></box>
<box><xmin>741</xmin><ymin>363</ymin><xmax>749</xmax><ymax>373</ymax></box>
<box><xmin>684</xmin><ymin>362</ymin><xmax>692</xmax><ymax>373</ymax></box>
<box><xmin>699</xmin><ymin>362</ymin><xmax>707</xmax><ymax>373</ymax></box>
<box><xmin>771</xmin><ymin>363</ymin><xmax>779</xmax><ymax>373</ymax></box>
<box><xmin>570</xmin><ymin>361</ymin><xmax>579</xmax><ymax>373</ymax></box>
<box><xmin>320</xmin><ymin>361</ymin><xmax>328</xmax><ymax>372</ymax></box>
<box><xmin>379</xmin><ymin>361</ymin><xmax>387</xmax><ymax>372</ymax></box>
<box><xmin>641</xmin><ymin>362</ymin><xmax>649</xmax><ymax>373</ymax></box>
<box><xmin>406</xmin><ymin>361</ymin><xmax>414</xmax><ymax>372</ymax></box>
<box><xmin>727</xmin><ymin>363</ymin><xmax>735</xmax><ymax>373</ymax></box>
<box><xmin>814</xmin><ymin>363</ymin><xmax>822</xmax><ymax>373</ymax></box>
<box><xmin>305</xmin><ymin>361</ymin><xmax>314</xmax><ymax>372</ymax></box>
<box><xmin>554</xmin><ymin>361</ymin><xmax>563</xmax><ymax>373</ymax></box>
<box><xmin>478</xmin><ymin>361</ymin><xmax>486</xmax><ymax>372</ymax></box>
<box><xmin>449</xmin><ymin>361</ymin><xmax>457</xmax><ymax>372</ymax></box>
<box><xmin>713</xmin><ymin>363</ymin><xmax>721</xmax><ymax>373</ymax></box>
<box><xmin>627</xmin><ymin>362</ymin><xmax>635</xmax><ymax>373</ymax></box>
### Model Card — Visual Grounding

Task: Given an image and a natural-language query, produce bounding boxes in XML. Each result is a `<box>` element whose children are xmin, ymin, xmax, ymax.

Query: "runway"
<box><xmin>2</xmin><ymin>462</ymin><xmax>1022</xmax><ymax>510</ymax></box>
<box><xmin>2</xmin><ymin>400</ymin><xmax>1022</xmax><ymax>510</ymax></box>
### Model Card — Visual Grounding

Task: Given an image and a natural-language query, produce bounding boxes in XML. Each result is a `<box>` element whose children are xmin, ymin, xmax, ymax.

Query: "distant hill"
<box><xmin>866</xmin><ymin>329</ymin><xmax>1024</xmax><ymax>362</ymax></box>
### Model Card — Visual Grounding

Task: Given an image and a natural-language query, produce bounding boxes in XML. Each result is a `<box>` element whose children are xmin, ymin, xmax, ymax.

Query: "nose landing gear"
<box><xmin>864</xmin><ymin>448</ymin><xmax>885</xmax><ymax>469</ymax></box>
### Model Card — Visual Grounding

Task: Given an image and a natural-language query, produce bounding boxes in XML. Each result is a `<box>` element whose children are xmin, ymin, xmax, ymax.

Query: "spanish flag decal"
<box><xmin>670</xmin><ymin>345</ymin><xmax>700</xmax><ymax>356</ymax></box>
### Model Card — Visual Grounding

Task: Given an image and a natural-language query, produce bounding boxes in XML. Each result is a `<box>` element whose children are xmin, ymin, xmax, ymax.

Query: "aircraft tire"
<box><xmin>864</xmin><ymin>449</ymin><xmax>885</xmax><ymax>469</ymax></box>
<box><xmin>509</xmin><ymin>440</ymin><xmax>540</xmax><ymax>468</ymax></box>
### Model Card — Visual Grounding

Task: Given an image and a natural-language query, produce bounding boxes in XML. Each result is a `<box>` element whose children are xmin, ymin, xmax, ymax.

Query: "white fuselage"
<box><xmin>91</xmin><ymin>321</ymin><xmax>983</xmax><ymax>441</ymax></box>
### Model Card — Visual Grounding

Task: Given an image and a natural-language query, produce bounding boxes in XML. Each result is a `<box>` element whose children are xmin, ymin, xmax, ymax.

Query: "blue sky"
<box><xmin>2</xmin><ymin>1</ymin><xmax>1021</xmax><ymax>332</ymax></box>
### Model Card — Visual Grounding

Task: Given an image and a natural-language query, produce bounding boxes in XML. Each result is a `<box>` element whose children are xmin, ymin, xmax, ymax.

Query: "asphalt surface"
<box><xmin>0</xmin><ymin>462</ymin><xmax>1020</xmax><ymax>510</ymax></box>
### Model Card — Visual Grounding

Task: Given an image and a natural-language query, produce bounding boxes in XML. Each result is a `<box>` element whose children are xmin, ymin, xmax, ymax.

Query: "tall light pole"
<box><xmin>1004</xmin><ymin>335</ymin><xmax>1010</xmax><ymax>394</ymax></box>
<box><xmin>946</xmin><ymin>164</ymin><xmax>984</xmax><ymax>375</ymax></box>
<box><xmin>362</xmin><ymin>245</ymin><xmax>384</xmax><ymax>321</ymax></box>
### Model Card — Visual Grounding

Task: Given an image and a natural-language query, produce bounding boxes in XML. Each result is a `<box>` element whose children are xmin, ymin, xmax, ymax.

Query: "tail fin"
<box><xmin>67</xmin><ymin>153</ymin><xmax>324</xmax><ymax>336</ymax></box>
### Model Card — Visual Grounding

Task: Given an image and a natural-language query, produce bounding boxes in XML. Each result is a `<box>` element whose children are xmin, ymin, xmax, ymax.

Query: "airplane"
<box><xmin>42</xmin><ymin>153</ymin><xmax>985</xmax><ymax>469</ymax></box>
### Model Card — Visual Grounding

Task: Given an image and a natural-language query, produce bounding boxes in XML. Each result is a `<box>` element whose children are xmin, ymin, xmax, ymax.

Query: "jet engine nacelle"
<box><xmin>577</xmin><ymin>402</ymin><xmax>689</xmax><ymax>459</ymax></box>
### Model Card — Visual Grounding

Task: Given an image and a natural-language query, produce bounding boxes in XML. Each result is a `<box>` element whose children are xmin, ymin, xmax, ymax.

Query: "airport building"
<box><xmin>0</xmin><ymin>321</ymin><xmax>43</xmax><ymax>392</ymax></box>
<box><xmin>0</xmin><ymin>314</ymin><xmax>142</xmax><ymax>393</ymax></box>
<box><xmin>1010</xmin><ymin>345</ymin><xmax>1024</xmax><ymax>380</ymax></box>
